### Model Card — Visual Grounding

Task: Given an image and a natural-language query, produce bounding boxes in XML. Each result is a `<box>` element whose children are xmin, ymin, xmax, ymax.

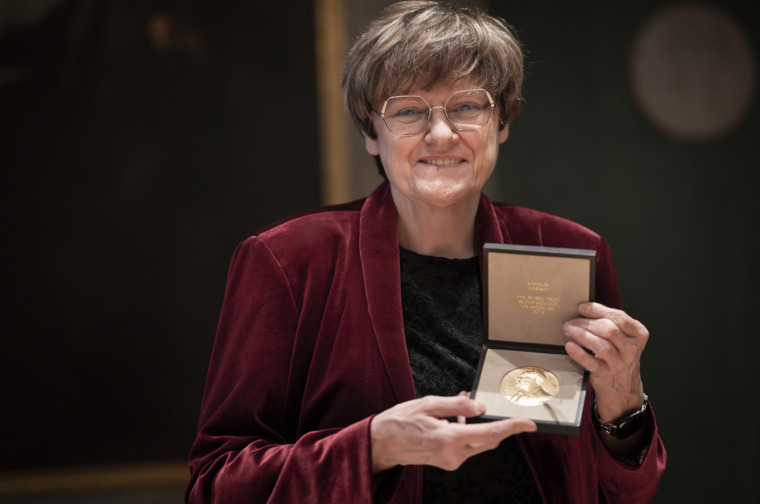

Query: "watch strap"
<box><xmin>592</xmin><ymin>393</ymin><xmax>649</xmax><ymax>440</ymax></box>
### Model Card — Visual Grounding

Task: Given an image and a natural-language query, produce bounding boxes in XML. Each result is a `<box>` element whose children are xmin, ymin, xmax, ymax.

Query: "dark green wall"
<box><xmin>0</xmin><ymin>0</ymin><xmax>320</xmax><ymax>471</ymax></box>
<box><xmin>491</xmin><ymin>1</ymin><xmax>759</xmax><ymax>502</ymax></box>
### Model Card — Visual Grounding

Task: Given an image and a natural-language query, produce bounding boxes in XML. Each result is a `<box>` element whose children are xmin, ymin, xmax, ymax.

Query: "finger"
<box><xmin>565</xmin><ymin>314</ymin><xmax>620</xmax><ymax>341</ymax></box>
<box><xmin>565</xmin><ymin>341</ymin><xmax>602</xmax><ymax>373</ymax></box>
<box><xmin>565</xmin><ymin>314</ymin><xmax>646</xmax><ymax>366</ymax></box>
<box><xmin>456</xmin><ymin>391</ymin><xmax>471</xmax><ymax>424</ymax></box>
<box><xmin>563</xmin><ymin>320</ymin><xmax>619</xmax><ymax>359</ymax></box>
<box><xmin>578</xmin><ymin>302</ymin><xmax>649</xmax><ymax>340</ymax></box>
<box><xmin>418</xmin><ymin>395</ymin><xmax>487</xmax><ymax>419</ymax></box>
<box><xmin>451</xmin><ymin>417</ymin><xmax>537</xmax><ymax>448</ymax></box>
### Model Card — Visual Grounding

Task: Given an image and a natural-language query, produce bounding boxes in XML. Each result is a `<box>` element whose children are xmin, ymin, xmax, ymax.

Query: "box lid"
<box><xmin>484</xmin><ymin>243</ymin><xmax>596</xmax><ymax>347</ymax></box>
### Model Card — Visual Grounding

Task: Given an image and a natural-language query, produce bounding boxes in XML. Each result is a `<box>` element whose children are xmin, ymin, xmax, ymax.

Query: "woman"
<box><xmin>186</xmin><ymin>2</ymin><xmax>666</xmax><ymax>502</ymax></box>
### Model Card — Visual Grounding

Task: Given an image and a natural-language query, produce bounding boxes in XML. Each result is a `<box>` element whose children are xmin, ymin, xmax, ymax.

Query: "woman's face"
<box><xmin>364</xmin><ymin>80</ymin><xmax>509</xmax><ymax>212</ymax></box>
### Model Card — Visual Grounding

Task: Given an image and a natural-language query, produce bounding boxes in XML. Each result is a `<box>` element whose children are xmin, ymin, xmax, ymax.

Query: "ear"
<box><xmin>363</xmin><ymin>131</ymin><xmax>380</xmax><ymax>156</ymax></box>
<box><xmin>498</xmin><ymin>123</ymin><xmax>510</xmax><ymax>144</ymax></box>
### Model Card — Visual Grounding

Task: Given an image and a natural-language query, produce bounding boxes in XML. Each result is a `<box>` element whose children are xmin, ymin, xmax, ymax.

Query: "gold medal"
<box><xmin>500</xmin><ymin>366</ymin><xmax>560</xmax><ymax>406</ymax></box>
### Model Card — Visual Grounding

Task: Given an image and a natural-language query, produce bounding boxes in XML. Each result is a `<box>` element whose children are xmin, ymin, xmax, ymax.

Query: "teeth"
<box><xmin>424</xmin><ymin>159</ymin><xmax>461</xmax><ymax>166</ymax></box>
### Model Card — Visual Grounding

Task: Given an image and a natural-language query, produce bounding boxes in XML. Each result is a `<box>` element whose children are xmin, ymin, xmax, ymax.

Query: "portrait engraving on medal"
<box><xmin>500</xmin><ymin>366</ymin><xmax>560</xmax><ymax>406</ymax></box>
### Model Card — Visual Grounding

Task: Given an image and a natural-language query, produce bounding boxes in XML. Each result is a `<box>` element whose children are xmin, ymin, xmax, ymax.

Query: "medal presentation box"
<box><xmin>469</xmin><ymin>244</ymin><xmax>596</xmax><ymax>435</ymax></box>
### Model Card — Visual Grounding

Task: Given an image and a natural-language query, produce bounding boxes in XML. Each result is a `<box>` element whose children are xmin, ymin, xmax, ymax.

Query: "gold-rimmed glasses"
<box><xmin>374</xmin><ymin>88</ymin><xmax>495</xmax><ymax>137</ymax></box>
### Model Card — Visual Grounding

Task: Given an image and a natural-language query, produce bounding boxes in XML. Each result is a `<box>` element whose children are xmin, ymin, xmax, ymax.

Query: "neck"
<box><xmin>392</xmin><ymin>192</ymin><xmax>480</xmax><ymax>259</ymax></box>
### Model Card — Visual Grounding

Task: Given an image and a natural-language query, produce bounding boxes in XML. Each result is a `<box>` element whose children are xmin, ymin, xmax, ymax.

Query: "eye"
<box><xmin>449</xmin><ymin>101</ymin><xmax>481</xmax><ymax>113</ymax></box>
<box><xmin>392</xmin><ymin>107</ymin><xmax>427</xmax><ymax>118</ymax></box>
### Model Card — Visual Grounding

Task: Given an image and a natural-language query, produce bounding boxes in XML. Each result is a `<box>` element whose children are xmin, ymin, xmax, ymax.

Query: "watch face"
<box><xmin>616</xmin><ymin>411</ymin><xmax>647</xmax><ymax>439</ymax></box>
<box><xmin>593</xmin><ymin>397</ymin><xmax>649</xmax><ymax>439</ymax></box>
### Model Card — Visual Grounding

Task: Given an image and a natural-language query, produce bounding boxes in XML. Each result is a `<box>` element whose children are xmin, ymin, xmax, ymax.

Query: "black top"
<box><xmin>400</xmin><ymin>247</ymin><xmax>542</xmax><ymax>504</ymax></box>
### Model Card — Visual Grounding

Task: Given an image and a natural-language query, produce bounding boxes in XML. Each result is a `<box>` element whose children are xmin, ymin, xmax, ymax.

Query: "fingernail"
<box><xmin>475</xmin><ymin>401</ymin><xmax>486</xmax><ymax>415</ymax></box>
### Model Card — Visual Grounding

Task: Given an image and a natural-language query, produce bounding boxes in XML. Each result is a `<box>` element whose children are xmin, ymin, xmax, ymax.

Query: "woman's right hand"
<box><xmin>370</xmin><ymin>395</ymin><xmax>537</xmax><ymax>473</ymax></box>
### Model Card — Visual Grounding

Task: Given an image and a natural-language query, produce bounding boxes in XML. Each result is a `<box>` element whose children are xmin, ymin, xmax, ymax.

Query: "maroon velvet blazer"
<box><xmin>187</xmin><ymin>182</ymin><xmax>666</xmax><ymax>503</ymax></box>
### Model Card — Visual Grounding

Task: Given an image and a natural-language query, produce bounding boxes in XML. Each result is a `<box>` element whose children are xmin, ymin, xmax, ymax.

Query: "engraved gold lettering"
<box><xmin>516</xmin><ymin>284</ymin><xmax>560</xmax><ymax>316</ymax></box>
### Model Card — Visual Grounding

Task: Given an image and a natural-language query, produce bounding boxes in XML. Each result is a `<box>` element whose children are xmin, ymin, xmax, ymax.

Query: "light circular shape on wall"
<box><xmin>630</xmin><ymin>3</ymin><xmax>757</xmax><ymax>141</ymax></box>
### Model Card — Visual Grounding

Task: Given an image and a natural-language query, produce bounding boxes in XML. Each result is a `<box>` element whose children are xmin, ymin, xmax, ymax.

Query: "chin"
<box><xmin>415</xmin><ymin>184</ymin><xmax>479</xmax><ymax>208</ymax></box>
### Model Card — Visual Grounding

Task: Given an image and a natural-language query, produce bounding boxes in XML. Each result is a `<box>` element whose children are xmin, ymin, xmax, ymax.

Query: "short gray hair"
<box><xmin>342</xmin><ymin>1</ymin><xmax>524</xmax><ymax>140</ymax></box>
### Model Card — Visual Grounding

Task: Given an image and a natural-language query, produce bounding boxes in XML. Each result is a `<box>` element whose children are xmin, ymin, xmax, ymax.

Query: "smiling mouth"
<box><xmin>422</xmin><ymin>158</ymin><xmax>463</xmax><ymax>166</ymax></box>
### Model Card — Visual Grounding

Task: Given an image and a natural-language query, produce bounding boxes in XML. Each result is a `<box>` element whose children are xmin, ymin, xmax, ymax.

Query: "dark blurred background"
<box><xmin>0</xmin><ymin>0</ymin><xmax>320</xmax><ymax>500</ymax></box>
<box><xmin>1</xmin><ymin>0</ymin><xmax>758</xmax><ymax>502</ymax></box>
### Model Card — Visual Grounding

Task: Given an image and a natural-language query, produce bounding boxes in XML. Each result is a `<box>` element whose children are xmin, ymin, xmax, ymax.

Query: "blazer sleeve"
<box><xmin>592</xmin><ymin>238</ymin><xmax>667</xmax><ymax>502</ymax></box>
<box><xmin>186</xmin><ymin>237</ymin><xmax>376</xmax><ymax>503</ymax></box>
<box><xmin>594</xmin><ymin>403</ymin><xmax>667</xmax><ymax>503</ymax></box>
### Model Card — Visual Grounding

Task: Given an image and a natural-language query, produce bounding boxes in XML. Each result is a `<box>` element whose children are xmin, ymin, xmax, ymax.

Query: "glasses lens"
<box><xmin>382</xmin><ymin>96</ymin><xmax>430</xmax><ymax>135</ymax></box>
<box><xmin>445</xmin><ymin>89</ymin><xmax>493</xmax><ymax>131</ymax></box>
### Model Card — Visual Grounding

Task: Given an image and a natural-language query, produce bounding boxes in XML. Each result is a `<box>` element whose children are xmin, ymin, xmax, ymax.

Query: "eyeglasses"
<box><xmin>374</xmin><ymin>88</ymin><xmax>495</xmax><ymax>137</ymax></box>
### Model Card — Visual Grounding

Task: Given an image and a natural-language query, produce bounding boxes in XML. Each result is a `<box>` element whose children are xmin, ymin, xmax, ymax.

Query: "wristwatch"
<box><xmin>592</xmin><ymin>394</ymin><xmax>649</xmax><ymax>439</ymax></box>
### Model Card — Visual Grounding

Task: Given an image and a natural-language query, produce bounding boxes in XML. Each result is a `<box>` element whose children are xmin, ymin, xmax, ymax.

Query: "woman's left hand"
<box><xmin>563</xmin><ymin>302</ymin><xmax>649</xmax><ymax>422</ymax></box>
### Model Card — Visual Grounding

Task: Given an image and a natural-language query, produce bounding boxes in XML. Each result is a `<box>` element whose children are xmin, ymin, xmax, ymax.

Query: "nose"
<box><xmin>425</xmin><ymin>105</ymin><xmax>457</xmax><ymax>141</ymax></box>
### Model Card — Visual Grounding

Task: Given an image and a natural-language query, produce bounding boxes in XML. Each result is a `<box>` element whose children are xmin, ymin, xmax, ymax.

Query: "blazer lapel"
<box><xmin>359</xmin><ymin>183</ymin><xmax>417</xmax><ymax>403</ymax></box>
<box><xmin>475</xmin><ymin>192</ymin><xmax>509</xmax><ymax>249</ymax></box>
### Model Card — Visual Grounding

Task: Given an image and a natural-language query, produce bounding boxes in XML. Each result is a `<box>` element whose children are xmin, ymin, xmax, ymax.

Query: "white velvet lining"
<box><xmin>473</xmin><ymin>348</ymin><xmax>585</xmax><ymax>423</ymax></box>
